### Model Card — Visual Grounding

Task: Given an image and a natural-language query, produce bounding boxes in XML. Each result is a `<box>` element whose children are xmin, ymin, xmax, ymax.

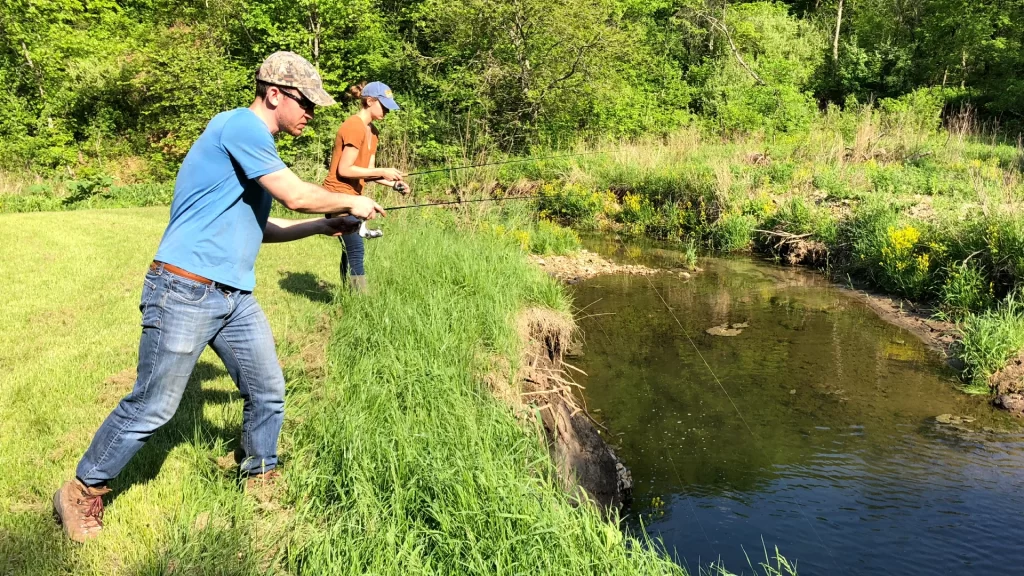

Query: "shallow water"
<box><xmin>571</xmin><ymin>238</ymin><xmax>1024</xmax><ymax>575</ymax></box>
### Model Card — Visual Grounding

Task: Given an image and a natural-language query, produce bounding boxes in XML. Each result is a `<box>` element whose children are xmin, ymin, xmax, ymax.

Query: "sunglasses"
<box><xmin>276</xmin><ymin>87</ymin><xmax>315</xmax><ymax>114</ymax></box>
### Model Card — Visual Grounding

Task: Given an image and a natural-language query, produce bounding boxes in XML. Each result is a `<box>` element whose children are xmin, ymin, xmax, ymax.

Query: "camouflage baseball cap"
<box><xmin>256</xmin><ymin>51</ymin><xmax>336</xmax><ymax>107</ymax></box>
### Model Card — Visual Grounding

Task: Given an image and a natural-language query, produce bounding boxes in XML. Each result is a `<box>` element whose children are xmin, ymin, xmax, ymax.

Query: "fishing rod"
<box><xmin>403</xmin><ymin>150</ymin><xmax>608</xmax><ymax>177</ymax></box>
<box><xmin>374</xmin><ymin>149</ymin><xmax>609</xmax><ymax>210</ymax></box>
<box><xmin>385</xmin><ymin>194</ymin><xmax>541</xmax><ymax>211</ymax></box>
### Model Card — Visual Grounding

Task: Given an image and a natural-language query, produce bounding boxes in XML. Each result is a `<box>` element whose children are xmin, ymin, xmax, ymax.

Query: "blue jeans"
<box><xmin>76</xmin><ymin>264</ymin><xmax>286</xmax><ymax>485</ymax></box>
<box><xmin>339</xmin><ymin>216</ymin><xmax>365</xmax><ymax>278</ymax></box>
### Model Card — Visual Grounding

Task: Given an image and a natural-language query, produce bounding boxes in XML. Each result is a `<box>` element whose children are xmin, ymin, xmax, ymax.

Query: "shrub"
<box><xmin>618</xmin><ymin>193</ymin><xmax>657</xmax><ymax>236</ymax></box>
<box><xmin>878</xmin><ymin>224</ymin><xmax>932</xmax><ymax>299</ymax></box>
<box><xmin>940</xmin><ymin>261</ymin><xmax>994</xmax><ymax>318</ymax></box>
<box><xmin>528</xmin><ymin>219</ymin><xmax>580</xmax><ymax>255</ymax></box>
<box><xmin>847</xmin><ymin>200</ymin><xmax>934</xmax><ymax>298</ymax></box>
<box><xmin>878</xmin><ymin>87</ymin><xmax>950</xmax><ymax>135</ymax></box>
<box><xmin>813</xmin><ymin>167</ymin><xmax>857</xmax><ymax>200</ymax></box>
<box><xmin>959</xmin><ymin>294</ymin><xmax>1024</xmax><ymax>388</ymax></box>
<box><xmin>537</xmin><ymin>182</ymin><xmax>609</xmax><ymax>226</ymax></box>
<box><xmin>713</xmin><ymin>212</ymin><xmax>756</xmax><ymax>251</ymax></box>
<box><xmin>763</xmin><ymin>196</ymin><xmax>839</xmax><ymax>244</ymax></box>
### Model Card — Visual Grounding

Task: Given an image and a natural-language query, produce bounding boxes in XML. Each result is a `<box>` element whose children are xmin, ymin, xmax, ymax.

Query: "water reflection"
<box><xmin>571</xmin><ymin>243</ymin><xmax>1024</xmax><ymax>575</ymax></box>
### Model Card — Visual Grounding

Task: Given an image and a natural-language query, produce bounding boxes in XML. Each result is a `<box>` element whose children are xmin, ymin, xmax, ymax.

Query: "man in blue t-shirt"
<box><xmin>53</xmin><ymin>52</ymin><xmax>385</xmax><ymax>543</ymax></box>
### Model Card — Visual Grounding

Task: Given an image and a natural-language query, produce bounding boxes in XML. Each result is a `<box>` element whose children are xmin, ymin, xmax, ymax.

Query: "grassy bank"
<box><xmin>0</xmin><ymin>206</ymin><xmax>689</xmax><ymax>575</ymax></box>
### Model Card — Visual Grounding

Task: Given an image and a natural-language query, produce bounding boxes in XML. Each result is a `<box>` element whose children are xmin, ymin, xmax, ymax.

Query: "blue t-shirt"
<box><xmin>154</xmin><ymin>108</ymin><xmax>286</xmax><ymax>291</ymax></box>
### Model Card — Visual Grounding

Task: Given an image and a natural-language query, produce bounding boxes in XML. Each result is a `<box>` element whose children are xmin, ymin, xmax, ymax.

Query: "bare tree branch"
<box><xmin>832</xmin><ymin>0</ymin><xmax>844</xmax><ymax>63</ymax></box>
<box><xmin>688</xmin><ymin>10</ymin><xmax>765</xmax><ymax>86</ymax></box>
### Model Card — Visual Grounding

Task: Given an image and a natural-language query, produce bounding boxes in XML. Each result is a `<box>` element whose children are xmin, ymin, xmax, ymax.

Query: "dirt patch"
<box><xmin>990</xmin><ymin>351</ymin><xmax>1024</xmax><ymax>396</ymax></box>
<box><xmin>492</xmin><ymin>307</ymin><xmax>632</xmax><ymax>511</ymax></box>
<box><xmin>530</xmin><ymin>249</ymin><xmax>659</xmax><ymax>284</ymax></box>
<box><xmin>100</xmin><ymin>367</ymin><xmax>137</xmax><ymax>405</ymax></box>
<box><xmin>994</xmin><ymin>393</ymin><xmax>1024</xmax><ymax>416</ymax></box>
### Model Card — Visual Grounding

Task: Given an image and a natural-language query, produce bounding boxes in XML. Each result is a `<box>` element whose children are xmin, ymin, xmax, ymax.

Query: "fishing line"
<box><xmin>611</xmin><ymin>234</ymin><xmax>841</xmax><ymax>571</ymax></box>
<box><xmin>404</xmin><ymin>150</ymin><xmax>609</xmax><ymax>177</ymax></box>
<box><xmin>584</xmin><ymin>309</ymin><xmax>721</xmax><ymax>562</ymax></box>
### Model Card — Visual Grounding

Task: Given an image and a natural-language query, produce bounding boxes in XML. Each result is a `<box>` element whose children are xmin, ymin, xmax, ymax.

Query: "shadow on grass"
<box><xmin>1</xmin><ymin>361</ymin><xmax>247</xmax><ymax>573</ymax></box>
<box><xmin>109</xmin><ymin>361</ymin><xmax>242</xmax><ymax>503</ymax></box>
<box><xmin>278</xmin><ymin>271</ymin><xmax>336</xmax><ymax>304</ymax></box>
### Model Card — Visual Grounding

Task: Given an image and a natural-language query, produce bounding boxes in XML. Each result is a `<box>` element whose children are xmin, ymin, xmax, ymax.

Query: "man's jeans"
<box><xmin>76</xmin><ymin>264</ymin><xmax>286</xmax><ymax>485</ymax></box>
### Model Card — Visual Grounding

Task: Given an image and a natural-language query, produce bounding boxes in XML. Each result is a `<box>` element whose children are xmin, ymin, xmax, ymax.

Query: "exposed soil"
<box><xmin>991</xmin><ymin>352</ymin><xmax>1024</xmax><ymax>414</ymax></box>
<box><xmin>530</xmin><ymin>249</ymin><xmax>659</xmax><ymax>284</ymax></box>
<box><xmin>994</xmin><ymin>393</ymin><xmax>1024</xmax><ymax>416</ymax></box>
<box><xmin>488</xmin><ymin>308</ymin><xmax>632</xmax><ymax>511</ymax></box>
<box><xmin>756</xmin><ymin>230</ymin><xmax>829</xmax><ymax>268</ymax></box>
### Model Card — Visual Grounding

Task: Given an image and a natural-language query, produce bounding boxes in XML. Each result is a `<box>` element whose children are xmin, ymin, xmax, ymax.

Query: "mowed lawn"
<box><xmin>0</xmin><ymin>207</ymin><xmax>344</xmax><ymax>574</ymax></box>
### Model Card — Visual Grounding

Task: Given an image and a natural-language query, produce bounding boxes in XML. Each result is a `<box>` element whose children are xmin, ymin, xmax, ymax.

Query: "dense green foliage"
<box><xmin>3</xmin><ymin>0</ymin><xmax>1024</xmax><ymax>180</ymax></box>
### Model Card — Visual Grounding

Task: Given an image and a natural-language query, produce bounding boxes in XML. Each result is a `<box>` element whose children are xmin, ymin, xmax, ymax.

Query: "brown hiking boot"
<box><xmin>53</xmin><ymin>479</ymin><xmax>112</xmax><ymax>543</ymax></box>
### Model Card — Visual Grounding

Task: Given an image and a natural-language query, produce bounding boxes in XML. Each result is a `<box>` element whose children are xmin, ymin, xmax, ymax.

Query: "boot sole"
<box><xmin>52</xmin><ymin>489</ymin><xmax>64</xmax><ymax>526</ymax></box>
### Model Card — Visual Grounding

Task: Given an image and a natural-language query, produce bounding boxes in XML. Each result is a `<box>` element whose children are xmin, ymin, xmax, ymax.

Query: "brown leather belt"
<box><xmin>150</xmin><ymin>261</ymin><xmax>245</xmax><ymax>292</ymax></box>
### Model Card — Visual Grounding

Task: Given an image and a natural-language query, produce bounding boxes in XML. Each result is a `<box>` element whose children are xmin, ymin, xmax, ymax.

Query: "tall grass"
<box><xmin>0</xmin><ymin>206</ymin><xmax>685</xmax><ymax>575</ymax></box>
<box><xmin>959</xmin><ymin>294</ymin><xmax>1024</xmax><ymax>391</ymax></box>
<box><xmin>282</xmin><ymin>207</ymin><xmax>681</xmax><ymax>574</ymax></box>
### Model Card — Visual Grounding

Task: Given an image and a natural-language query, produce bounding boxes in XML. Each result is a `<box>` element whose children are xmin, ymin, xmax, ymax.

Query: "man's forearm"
<box><xmin>263</xmin><ymin>217</ymin><xmax>328</xmax><ymax>243</ymax></box>
<box><xmin>283</xmin><ymin>182</ymin><xmax>370</xmax><ymax>214</ymax></box>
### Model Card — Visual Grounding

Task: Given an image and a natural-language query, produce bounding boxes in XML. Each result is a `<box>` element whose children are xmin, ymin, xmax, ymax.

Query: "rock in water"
<box><xmin>706</xmin><ymin>324</ymin><xmax>743</xmax><ymax>336</ymax></box>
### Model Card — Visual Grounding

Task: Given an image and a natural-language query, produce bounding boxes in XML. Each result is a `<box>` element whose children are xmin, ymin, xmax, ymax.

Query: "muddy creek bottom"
<box><xmin>570</xmin><ymin>239</ymin><xmax>1024</xmax><ymax>575</ymax></box>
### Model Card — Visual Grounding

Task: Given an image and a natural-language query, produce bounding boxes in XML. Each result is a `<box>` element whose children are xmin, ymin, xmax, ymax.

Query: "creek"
<box><xmin>571</xmin><ymin>237</ymin><xmax>1024</xmax><ymax>575</ymax></box>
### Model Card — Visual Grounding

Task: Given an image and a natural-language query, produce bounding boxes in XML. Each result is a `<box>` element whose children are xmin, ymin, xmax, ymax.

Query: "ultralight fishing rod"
<box><xmin>403</xmin><ymin>150</ymin><xmax>608</xmax><ymax>177</ymax></box>
<box><xmin>378</xmin><ymin>149</ymin><xmax>609</xmax><ymax>210</ymax></box>
<box><xmin>385</xmin><ymin>194</ymin><xmax>541</xmax><ymax>211</ymax></box>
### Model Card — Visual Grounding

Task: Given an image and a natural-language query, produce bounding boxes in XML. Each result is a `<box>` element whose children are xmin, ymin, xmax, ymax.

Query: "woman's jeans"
<box><xmin>339</xmin><ymin>215</ymin><xmax>365</xmax><ymax>278</ymax></box>
<box><xmin>76</xmin><ymin>264</ymin><xmax>286</xmax><ymax>485</ymax></box>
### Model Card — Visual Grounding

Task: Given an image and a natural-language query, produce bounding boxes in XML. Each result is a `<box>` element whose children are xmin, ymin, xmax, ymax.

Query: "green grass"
<box><xmin>0</xmin><ymin>206</ymin><xmax>685</xmax><ymax>575</ymax></box>
<box><xmin>959</xmin><ymin>294</ymin><xmax>1024</xmax><ymax>391</ymax></box>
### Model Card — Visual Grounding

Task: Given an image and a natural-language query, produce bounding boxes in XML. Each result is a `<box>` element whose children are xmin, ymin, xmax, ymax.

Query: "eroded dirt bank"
<box><xmin>489</xmin><ymin>307</ymin><xmax>632</xmax><ymax>511</ymax></box>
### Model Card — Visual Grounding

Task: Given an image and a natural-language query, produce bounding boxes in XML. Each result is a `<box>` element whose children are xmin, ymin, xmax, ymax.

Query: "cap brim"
<box><xmin>298</xmin><ymin>86</ymin><xmax>337</xmax><ymax>107</ymax></box>
<box><xmin>377</xmin><ymin>96</ymin><xmax>400</xmax><ymax>111</ymax></box>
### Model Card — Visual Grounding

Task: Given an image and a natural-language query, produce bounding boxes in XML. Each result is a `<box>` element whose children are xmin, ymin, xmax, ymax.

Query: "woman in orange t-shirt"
<box><xmin>323</xmin><ymin>81</ymin><xmax>407</xmax><ymax>292</ymax></box>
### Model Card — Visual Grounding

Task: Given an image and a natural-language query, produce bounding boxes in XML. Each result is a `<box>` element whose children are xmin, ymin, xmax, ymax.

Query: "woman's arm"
<box><xmin>366</xmin><ymin>153</ymin><xmax>409</xmax><ymax>193</ymax></box>
<box><xmin>337</xmin><ymin>146</ymin><xmax>403</xmax><ymax>182</ymax></box>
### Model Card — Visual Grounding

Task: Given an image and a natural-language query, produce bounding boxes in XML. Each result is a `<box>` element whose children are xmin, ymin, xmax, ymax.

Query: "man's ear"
<box><xmin>265</xmin><ymin>86</ymin><xmax>280</xmax><ymax>108</ymax></box>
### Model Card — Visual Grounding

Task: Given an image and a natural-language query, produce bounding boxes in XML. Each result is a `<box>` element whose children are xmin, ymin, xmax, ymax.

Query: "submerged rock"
<box><xmin>705</xmin><ymin>322</ymin><xmax>749</xmax><ymax>337</ymax></box>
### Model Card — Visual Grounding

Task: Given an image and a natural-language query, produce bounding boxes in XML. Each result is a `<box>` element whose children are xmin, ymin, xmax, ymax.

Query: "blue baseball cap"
<box><xmin>362</xmin><ymin>81</ymin><xmax>400</xmax><ymax>111</ymax></box>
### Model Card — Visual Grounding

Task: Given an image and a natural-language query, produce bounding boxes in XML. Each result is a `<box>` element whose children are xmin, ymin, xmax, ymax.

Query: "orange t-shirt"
<box><xmin>323</xmin><ymin>115</ymin><xmax>379</xmax><ymax>196</ymax></box>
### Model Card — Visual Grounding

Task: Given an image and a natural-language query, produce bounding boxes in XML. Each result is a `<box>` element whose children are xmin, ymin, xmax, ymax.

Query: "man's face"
<box><xmin>273</xmin><ymin>87</ymin><xmax>315</xmax><ymax>136</ymax></box>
